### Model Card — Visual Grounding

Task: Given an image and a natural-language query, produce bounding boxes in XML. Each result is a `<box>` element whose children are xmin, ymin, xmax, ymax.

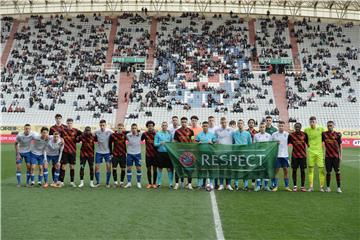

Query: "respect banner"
<box><xmin>165</xmin><ymin>142</ymin><xmax>279</xmax><ymax>179</ymax></box>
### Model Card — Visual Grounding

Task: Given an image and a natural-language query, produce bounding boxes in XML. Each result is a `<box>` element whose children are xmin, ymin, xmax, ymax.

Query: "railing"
<box><xmin>103</xmin><ymin>63</ymin><xmax>155</xmax><ymax>71</ymax></box>
<box><xmin>251</xmin><ymin>63</ymin><xmax>302</xmax><ymax>74</ymax></box>
<box><xmin>1</xmin><ymin>1</ymin><xmax>359</xmax><ymax>21</ymax></box>
<box><xmin>285</xmin><ymin>65</ymin><xmax>302</xmax><ymax>74</ymax></box>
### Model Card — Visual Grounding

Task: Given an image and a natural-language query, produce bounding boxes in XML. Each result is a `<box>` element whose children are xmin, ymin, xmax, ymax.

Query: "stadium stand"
<box><xmin>1</xmin><ymin>17</ymin><xmax>13</xmax><ymax>56</ymax></box>
<box><xmin>1</xmin><ymin>13</ymin><xmax>359</xmax><ymax>130</ymax></box>
<box><xmin>113</xmin><ymin>13</ymin><xmax>150</xmax><ymax>59</ymax></box>
<box><xmin>256</xmin><ymin>16</ymin><xmax>292</xmax><ymax>60</ymax></box>
<box><xmin>286</xmin><ymin>18</ymin><xmax>360</xmax><ymax>128</ymax></box>
<box><xmin>124</xmin><ymin>14</ymin><xmax>279</xmax><ymax>127</ymax></box>
<box><xmin>1</xmin><ymin>14</ymin><xmax>119</xmax><ymax>126</ymax></box>
<box><xmin>1</xmin><ymin>17</ymin><xmax>19</xmax><ymax>66</ymax></box>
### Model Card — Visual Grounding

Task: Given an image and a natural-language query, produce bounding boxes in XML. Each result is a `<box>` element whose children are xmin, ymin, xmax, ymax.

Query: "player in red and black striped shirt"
<box><xmin>247</xmin><ymin>119</ymin><xmax>258</xmax><ymax>142</ymax></box>
<box><xmin>322</xmin><ymin>121</ymin><xmax>342</xmax><ymax>193</ymax></box>
<box><xmin>109</xmin><ymin>123</ymin><xmax>128</xmax><ymax>187</ymax></box>
<box><xmin>59</xmin><ymin>118</ymin><xmax>82</xmax><ymax>187</ymax></box>
<box><xmin>77</xmin><ymin>126</ymin><xmax>97</xmax><ymax>187</ymax></box>
<box><xmin>173</xmin><ymin>117</ymin><xmax>194</xmax><ymax>190</ymax></box>
<box><xmin>141</xmin><ymin>121</ymin><xmax>157</xmax><ymax>188</ymax></box>
<box><xmin>49</xmin><ymin>114</ymin><xmax>66</xmax><ymax>182</ymax></box>
<box><xmin>50</xmin><ymin>114</ymin><xmax>66</xmax><ymax>135</ymax></box>
<box><xmin>247</xmin><ymin>119</ymin><xmax>258</xmax><ymax>187</ymax></box>
<box><xmin>288</xmin><ymin>122</ymin><xmax>309</xmax><ymax>192</ymax></box>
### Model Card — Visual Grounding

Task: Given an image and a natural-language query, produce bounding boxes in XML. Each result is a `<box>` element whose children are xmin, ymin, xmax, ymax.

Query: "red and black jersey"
<box><xmin>247</xmin><ymin>128</ymin><xmax>258</xmax><ymax>141</ymax></box>
<box><xmin>61</xmin><ymin>127</ymin><xmax>82</xmax><ymax>154</ymax></box>
<box><xmin>77</xmin><ymin>133</ymin><xmax>96</xmax><ymax>158</ymax></box>
<box><xmin>49</xmin><ymin>124</ymin><xmax>66</xmax><ymax>135</ymax></box>
<box><xmin>322</xmin><ymin>131</ymin><xmax>342</xmax><ymax>159</ymax></box>
<box><xmin>174</xmin><ymin>127</ymin><xmax>194</xmax><ymax>143</ymax></box>
<box><xmin>109</xmin><ymin>131</ymin><xmax>127</xmax><ymax>157</ymax></box>
<box><xmin>288</xmin><ymin>131</ymin><xmax>309</xmax><ymax>158</ymax></box>
<box><xmin>141</xmin><ymin>131</ymin><xmax>157</xmax><ymax>157</ymax></box>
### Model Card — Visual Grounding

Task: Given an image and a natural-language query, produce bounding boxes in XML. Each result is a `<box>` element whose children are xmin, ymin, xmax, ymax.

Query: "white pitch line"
<box><xmin>210</xmin><ymin>191</ymin><xmax>225</xmax><ymax>240</ymax></box>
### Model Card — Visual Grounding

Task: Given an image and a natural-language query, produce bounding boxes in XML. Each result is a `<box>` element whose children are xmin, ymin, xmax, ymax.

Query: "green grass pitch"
<box><xmin>1</xmin><ymin>144</ymin><xmax>359</xmax><ymax>240</ymax></box>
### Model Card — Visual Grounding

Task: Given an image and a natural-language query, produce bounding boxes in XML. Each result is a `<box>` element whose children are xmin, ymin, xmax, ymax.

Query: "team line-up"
<box><xmin>14</xmin><ymin>114</ymin><xmax>343</xmax><ymax>193</ymax></box>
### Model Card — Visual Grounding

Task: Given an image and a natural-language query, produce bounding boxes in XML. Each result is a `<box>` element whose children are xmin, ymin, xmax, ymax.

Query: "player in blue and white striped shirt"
<box><xmin>30</xmin><ymin>127</ymin><xmax>50</xmax><ymax>187</ymax></box>
<box><xmin>125</xmin><ymin>123</ymin><xmax>143</xmax><ymax>189</ymax></box>
<box><xmin>45</xmin><ymin>131</ymin><xmax>64</xmax><ymax>187</ymax></box>
<box><xmin>253</xmin><ymin>122</ymin><xmax>272</xmax><ymax>192</ymax></box>
<box><xmin>272</xmin><ymin>121</ymin><xmax>291</xmax><ymax>192</ymax></box>
<box><xmin>94</xmin><ymin>119</ymin><xmax>114</xmax><ymax>188</ymax></box>
<box><xmin>15</xmin><ymin>124</ymin><xmax>36</xmax><ymax>187</ymax></box>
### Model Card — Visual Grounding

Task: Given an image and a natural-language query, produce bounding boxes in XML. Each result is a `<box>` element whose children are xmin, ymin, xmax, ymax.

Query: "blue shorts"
<box><xmin>47</xmin><ymin>155</ymin><xmax>60</xmax><ymax>165</ymax></box>
<box><xmin>31</xmin><ymin>153</ymin><xmax>45</xmax><ymax>165</ymax></box>
<box><xmin>17</xmin><ymin>152</ymin><xmax>32</xmax><ymax>164</ymax></box>
<box><xmin>275</xmin><ymin>157</ymin><xmax>290</xmax><ymax>168</ymax></box>
<box><xmin>95</xmin><ymin>153</ymin><xmax>111</xmax><ymax>164</ymax></box>
<box><xmin>127</xmin><ymin>153</ymin><xmax>141</xmax><ymax>167</ymax></box>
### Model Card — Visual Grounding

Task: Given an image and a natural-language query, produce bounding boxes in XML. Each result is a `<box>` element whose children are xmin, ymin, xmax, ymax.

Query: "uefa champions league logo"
<box><xmin>179</xmin><ymin>152</ymin><xmax>196</xmax><ymax>167</ymax></box>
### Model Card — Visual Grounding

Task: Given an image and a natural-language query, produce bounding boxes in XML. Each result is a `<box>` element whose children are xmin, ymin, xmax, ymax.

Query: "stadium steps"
<box><xmin>105</xmin><ymin>17</ymin><xmax>118</xmax><ymax>70</ymax></box>
<box><xmin>116</xmin><ymin>72</ymin><xmax>134</xmax><ymax>124</ymax></box>
<box><xmin>146</xmin><ymin>16</ymin><xmax>158</xmax><ymax>70</ymax></box>
<box><xmin>270</xmin><ymin>74</ymin><xmax>290</xmax><ymax>128</ymax></box>
<box><xmin>248</xmin><ymin>18</ymin><xmax>259</xmax><ymax>71</ymax></box>
<box><xmin>288</xmin><ymin>20</ymin><xmax>301</xmax><ymax>73</ymax></box>
<box><xmin>1</xmin><ymin>19</ymin><xmax>21</xmax><ymax>67</ymax></box>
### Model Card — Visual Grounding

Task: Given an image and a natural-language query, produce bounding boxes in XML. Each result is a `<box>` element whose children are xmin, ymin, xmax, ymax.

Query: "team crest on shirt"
<box><xmin>179</xmin><ymin>152</ymin><xmax>196</xmax><ymax>167</ymax></box>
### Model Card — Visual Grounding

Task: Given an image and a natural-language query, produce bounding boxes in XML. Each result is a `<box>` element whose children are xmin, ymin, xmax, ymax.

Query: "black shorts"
<box><xmin>80</xmin><ymin>157</ymin><xmax>94</xmax><ymax>166</ymax></box>
<box><xmin>146</xmin><ymin>156</ymin><xmax>157</xmax><ymax>167</ymax></box>
<box><xmin>61</xmin><ymin>152</ymin><xmax>76</xmax><ymax>165</ymax></box>
<box><xmin>291</xmin><ymin>158</ymin><xmax>307</xmax><ymax>169</ymax></box>
<box><xmin>158</xmin><ymin>152</ymin><xmax>173</xmax><ymax>169</ymax></box>
<box><xmin>325</xmin><ymin>157</ymin><xmax>340</xmax><ymax>172</ymax></box>
<box><xmin>112</xmin><ymin>155</ymin><xmax>126</xmax><ymax>168</ymax></box>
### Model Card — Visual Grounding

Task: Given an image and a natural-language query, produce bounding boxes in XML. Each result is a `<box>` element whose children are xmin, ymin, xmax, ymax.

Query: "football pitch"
<box><xmin>1</xmin><ymin>144</ymin><xmax>359</xmax><ymax>240</ymax></box>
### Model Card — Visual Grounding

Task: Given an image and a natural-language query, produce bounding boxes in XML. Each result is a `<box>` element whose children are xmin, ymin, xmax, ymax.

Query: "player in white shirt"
<box><xmin>208</xmin><ymin>116</ymin><xmax>220</xmax><ymax>134</ymax></box>
<box><xmin>271</xmin><ymin>121</ymin><xmax>291</xmax><ymax>192</ymax></box>
<box><xmin>15</xmin><ymin>124</ymin><xmax>36</xmax><ymax>187</ymax></box>
<box><xmin>168</xmin><ymin>116</ymin><xmax>180</xmax><ymax>138</ymax></box>
<box><xmin>253</xmin><ymin>122</ymin><xmax>272</xmax><ymax>192</ymax></box>
<box><xmin>125</xmin><ymin>123</ymin><xmax>143</xmax><ymax>189</ymax></box>
<box><xmin>215</xmin><ymin>117</ymin><xmax>234</xmax><ymax>191</ymax></box>
<box><xmin>30</xmin><ymin>127</ymin><xmax>50</xmax><ymax>187</ymax></box>
<box><xmin>94</xmin><ymin>119</ymin><xmax>114</xmax><ymax>188</ymax></box>
<box><xmin>45</xmin><ymin>131</ymin><xmax>64</xmax><ymax>187</ymax></box>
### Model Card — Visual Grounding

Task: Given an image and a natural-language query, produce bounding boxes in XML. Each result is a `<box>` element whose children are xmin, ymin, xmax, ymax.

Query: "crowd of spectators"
<box><xmin>285</xmin><ymin>17</ymin><xmax>359</xmax><ymax>110</ymax></box>
<box><xmin>1</xmin><ymin>17</ymin><xmax>13</xmax><ymax>47</ymax></box>
<box><xmin>256</xmin><ymin>16</ymin><xmax>291</xmax><ymax>59</ymax></box>
<box><xmin>126</xmin><ymin>14</ymin><xmax>279</xmax><ymax>118</ymax></box>
<box><xmin>2</xmin><ymin>13</ymin><xmax>358</xmax><ymax>125</ymax></box>
<box><xmin>114</xmin><ymin>13</ymin><xmax>150</xmax><ymax>57</ymax></box>
<box><xmin>1</xmin><ymin>14</ymin><xmax>119</xmax><ymax>119</ymax></box>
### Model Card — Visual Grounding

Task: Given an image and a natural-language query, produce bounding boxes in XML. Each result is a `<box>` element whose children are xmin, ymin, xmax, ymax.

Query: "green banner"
<box><xmin>259</xmin><ymin>58</ymin><xmax>292</xmax><ymax>65</ymax></box>
<box><xmin>165</xmin><ymin>142</ymin><xmax>278</xmax><ymax>179</ymax></box>
<box><xmin>112</xmin><ymin>57</ymin><xmax>146</xmax><ymax>63</ymax></box>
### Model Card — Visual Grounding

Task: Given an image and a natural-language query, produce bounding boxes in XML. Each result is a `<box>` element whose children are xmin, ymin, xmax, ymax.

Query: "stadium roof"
<box><xmin>0</xmin><ymin>0</ymin><xmax>359</xmax><ymax>21</ymax></box>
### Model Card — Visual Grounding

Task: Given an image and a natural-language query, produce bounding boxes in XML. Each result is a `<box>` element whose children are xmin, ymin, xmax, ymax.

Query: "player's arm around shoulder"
<box><xmin>14</xmin><ymin>134</ymin><xmax>21</xmax><ymax>159</ymax></box>
<box><xmin>338</xmin><ymin>132</ymin><xmax>343</xmax><ymax>160</ymax></box>
<box><xmin>154</xmin><ymin>132</ymin><xmax>161</xmax><ymax>147</ymax></box>
<box><xmin>247</xmin><ymin>131</ymin><xmax>252</xmax><ymax>144</ymax></box>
